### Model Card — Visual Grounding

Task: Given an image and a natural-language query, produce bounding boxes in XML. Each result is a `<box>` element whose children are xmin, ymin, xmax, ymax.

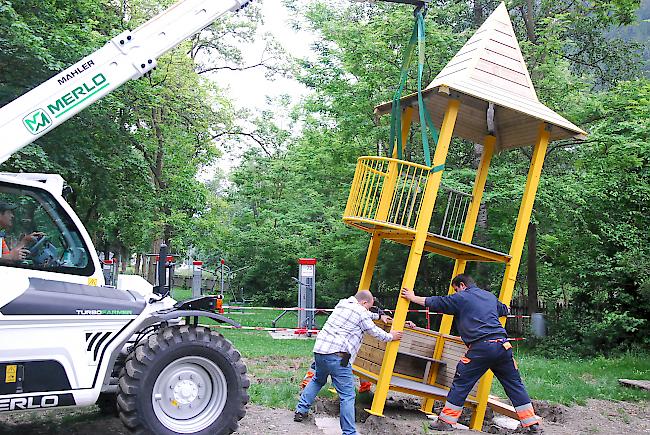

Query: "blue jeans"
<box><xmin>296</xmin><ymin>353</ymin><xmax>357</xmax><ymax>435</ymax></box>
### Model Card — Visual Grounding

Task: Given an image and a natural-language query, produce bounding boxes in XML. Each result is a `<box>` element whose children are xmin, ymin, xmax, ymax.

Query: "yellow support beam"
<box><xmin>469</xmin><ymin>123</ymin><xmax>550</xmax><ymax>431</ymax></box>
<box><xmin>368</xmin><ymin>98</ymin><xmax>460</xmax><ymax>416</ymax></box>
<box><xmin>422</xmin><ymin>135</ymin><xmax>495</xmax><ymax>413</ymax></box>
<box><xmin>357</xmin><ymin>108</ymin><xmax>415</xmax><ymax>291</ymax></box>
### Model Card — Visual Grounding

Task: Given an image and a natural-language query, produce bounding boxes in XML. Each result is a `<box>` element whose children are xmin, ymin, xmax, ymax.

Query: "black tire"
<box><xmin>96</xmin><ymin>392</ymin><xmax>119</xmax><ymax>416</ymax></box>
<box><xmin>117</xmin><ymin>325</ymin><xmax>249</xmax><ymax>435</ymax></box>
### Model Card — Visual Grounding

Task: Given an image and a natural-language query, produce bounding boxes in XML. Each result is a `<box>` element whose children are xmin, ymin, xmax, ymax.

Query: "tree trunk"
<box><xmin>147</xmin><ymin>240</ymin><xmax>163</xmax><ymax>285</ymax></box>
<box><xmin>120</xmin><ymin>245</ymin><xmax>128</xmax><ymax>273</ymax></box>
<box><xmin>526</xmin><ymin>222</ymin><xmax>539</xmax><ymax>314</ymax></box>
<box><xmin>473</xmin><ymin>0</ymin><xmax>484</xmax><ymax>27</ymax></box>
<box><xmin>135</xmin><ymin>253</ymin><xmax>142</xmax><ymax>277</ymax></box>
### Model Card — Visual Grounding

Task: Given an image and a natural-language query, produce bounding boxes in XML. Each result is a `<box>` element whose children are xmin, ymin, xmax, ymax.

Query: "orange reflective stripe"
<box><xmin>517</xmin><ymin>408</ymin><xmax>535</xmax><ymax>420</ymax></box>
<box><xmin>460</xmin><ymin>356</ymin><xmax>471</xmax><ymax>364</ymax></box>
<box><xmin>442</xmin><ymin>407</ymin><xmax>462</xmax><ymax>419</ymax></box>
<box><xmin>2</xmin><ymin>239</ymin><xmax>9</xmax><ymax>255</ymax></box>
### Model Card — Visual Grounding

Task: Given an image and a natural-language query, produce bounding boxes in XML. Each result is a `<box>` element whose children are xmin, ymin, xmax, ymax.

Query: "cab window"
<box><xmin>0</xmin><ymin>182</ymin><xmax>94</xmax><ymax>276</ymax></box>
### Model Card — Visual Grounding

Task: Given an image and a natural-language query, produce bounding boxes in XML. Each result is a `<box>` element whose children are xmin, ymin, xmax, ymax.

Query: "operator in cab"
<box><xmin>0</xmin><ymin>200</ymin><xmax>43</xmax><ymax>262</ymax></box>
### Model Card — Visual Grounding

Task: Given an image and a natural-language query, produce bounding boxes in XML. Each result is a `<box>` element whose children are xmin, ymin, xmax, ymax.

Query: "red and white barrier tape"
<box><xmin>222</xmin><ymin>305</ymin><xmax>530</xmax><ymax>319</ymax></box>
<box><xmin>206</xmin><ymin>323</ymin><xmax>527</xmax><ymax>342</ymax></box>
<box><xmin>209</xmin><ymin>324</ymin><xmax>320</xmax><ymax>334</ymax></box>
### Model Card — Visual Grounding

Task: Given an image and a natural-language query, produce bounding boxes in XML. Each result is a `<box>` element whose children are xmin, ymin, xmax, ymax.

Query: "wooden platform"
<box><xmin>618</xmin><ymin>379</ymin><xmax>650</xmax><ymax>391</ymax></box>
<box><xmin>353</xmin><ymin>364</ymin><xmax>518</xmax><ymax>419</ymax></box>
<box><xmin>344</xmin><ymin>218</ymin><xmax>510</xmax><ymax>263</ymax></box>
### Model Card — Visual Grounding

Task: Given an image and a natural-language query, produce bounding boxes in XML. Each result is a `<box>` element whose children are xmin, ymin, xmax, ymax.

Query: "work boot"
<box><xmin>515</xmin><ymin>423</ymin><xmax>543</xmax><ymax>433</ymax></box>
<box><xmin>293</xmin><ymin>411</ymin><xmax>308</xmax><ymax>422</ymax></box>
<box><xmin>429</xmin><ymin>419</ymin><xmax>455</xmax><ymax>431</ymax></box>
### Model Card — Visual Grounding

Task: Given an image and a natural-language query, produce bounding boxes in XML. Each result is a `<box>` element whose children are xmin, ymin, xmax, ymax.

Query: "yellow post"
<box><xmin>422</xmin><ymin>135</ymin><xmax>496</xmax><ymax>413</ymax></box>
<box><xmin>368</xmin><ymin>99</ymin><xmax>460</xmax><ymax>416</ymax></box>
<box><xmin>357</xmin><ymin>108</ymin><xmax>415</xmax><ymax>290</ymax></box>
<box><xmin>469</xmin><ymin>123</ymin><xmax>550</xmax><ymax>431</ymax></box>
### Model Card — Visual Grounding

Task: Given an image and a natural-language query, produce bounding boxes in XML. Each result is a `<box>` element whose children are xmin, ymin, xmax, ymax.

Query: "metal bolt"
<box><xmin>141</xmin><ymin>63</ymin><xmax>146</xmax><ymax>69</ymax></box>
<box><xmin>119</xmin><ymin>39</ymin><xmax>124</xmax><ymax>45</ymax></box>
<box><xmin>127</xmin><ymin>35</ymin><xmax>132</xmax><ymax>40</ymax></box>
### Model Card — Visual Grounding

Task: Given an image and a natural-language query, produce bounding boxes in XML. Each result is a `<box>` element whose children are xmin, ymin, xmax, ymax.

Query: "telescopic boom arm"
<box><xmin>0</xmin><ymin>0</ymin><xmax>251</xmax><ymax>164</ymax></box>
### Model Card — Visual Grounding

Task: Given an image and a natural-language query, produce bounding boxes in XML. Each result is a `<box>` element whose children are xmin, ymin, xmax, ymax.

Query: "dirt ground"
<box><xmin>1</xmin><ymin>395</ymin><xmax>648</xmax><ymax>435</ymax></box>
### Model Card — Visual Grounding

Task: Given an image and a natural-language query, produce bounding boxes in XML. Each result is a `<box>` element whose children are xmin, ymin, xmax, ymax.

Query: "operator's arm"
<box><xmin>401</xmin><ymin>287</ymin><xmax>461</xmax><ymax>315</ymax></box>
<box><xmin>15</xmin><ymin>232</ymin><xmax>44</xmax><ymax>250</ymax></box>
<box><xmin>497</xmin><ymin>301</ymin><xmax>510</xmax><ymax>317</ymax></box>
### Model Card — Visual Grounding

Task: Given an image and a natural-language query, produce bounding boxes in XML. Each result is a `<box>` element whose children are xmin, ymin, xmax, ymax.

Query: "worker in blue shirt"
<box><xmin>401</xmin><ymin>274</ymin><xmax>542</xmax><ymax>433</ymax></box>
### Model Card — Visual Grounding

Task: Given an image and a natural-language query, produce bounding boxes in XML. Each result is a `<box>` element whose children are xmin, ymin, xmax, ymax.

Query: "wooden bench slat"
<box><xmin>398</xmin><ymin>350</ymin><xmax>447</xmax><ymax>364</ymax></box>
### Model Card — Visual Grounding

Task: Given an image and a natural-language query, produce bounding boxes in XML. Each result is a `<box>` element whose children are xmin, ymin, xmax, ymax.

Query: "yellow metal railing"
<box><xmin>344</xmin><ymin>156</ymin><xmax>432</xmax><ymax>232</ymax></box>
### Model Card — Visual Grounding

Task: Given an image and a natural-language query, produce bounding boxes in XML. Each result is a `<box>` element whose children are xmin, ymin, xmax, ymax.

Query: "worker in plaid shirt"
<box><xmin>294</xmin><ymin>290</ymin><xmax>403</xmax><ymax>435</ymax></box>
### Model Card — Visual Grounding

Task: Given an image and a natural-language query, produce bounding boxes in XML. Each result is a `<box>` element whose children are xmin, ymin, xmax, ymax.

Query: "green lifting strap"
<box><xmin>389</xmin><ymin>9</ymin><xmax>440</xmax><ymax>168</ymax></box>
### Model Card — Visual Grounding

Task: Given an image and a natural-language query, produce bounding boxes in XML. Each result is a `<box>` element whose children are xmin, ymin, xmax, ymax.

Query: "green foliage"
<box><xmin>208</xmin><ymin>0</ymin><xmax>650</xmax><ymax>356</ymax></box>
<box><xmin>0</xmin><ymin>0</ymin><xmax>265</xmax><ymax>258</ymax></box>
<box><xmin>1</xmin><ymin>0</ymin><xmax>648</xmax><ymax>356</ymax></box>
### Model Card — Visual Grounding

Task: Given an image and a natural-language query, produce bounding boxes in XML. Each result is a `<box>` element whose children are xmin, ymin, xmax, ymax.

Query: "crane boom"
<box><xmin>0</xmin><ymin>0</ymin><xmax>250</xmax><ymax>164</ymax></box>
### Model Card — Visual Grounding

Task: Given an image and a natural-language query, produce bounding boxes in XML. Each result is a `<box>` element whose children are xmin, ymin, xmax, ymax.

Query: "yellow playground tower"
<box><xmin>342</xmin><ymin>3</ymin><xmax>586</xmax><ymax>431</ymax></box>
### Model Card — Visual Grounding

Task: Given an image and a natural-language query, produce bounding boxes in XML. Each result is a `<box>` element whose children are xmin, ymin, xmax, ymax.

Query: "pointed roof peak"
<box><xmin>427</xmin><ymin>1</ymin><xmax>539</xmax><ymax>103</ymax></box>
<box><xmin>375</xmin><ymin>2</ymin><xmax>586</xmax><ymax>151</ymax></box>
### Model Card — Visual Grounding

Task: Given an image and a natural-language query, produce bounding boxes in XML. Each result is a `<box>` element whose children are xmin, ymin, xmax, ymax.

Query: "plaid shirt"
<box><xmin>313</xmin><ymin>296</ymin><xmax>393</xmax><ymax>363</ymax></box>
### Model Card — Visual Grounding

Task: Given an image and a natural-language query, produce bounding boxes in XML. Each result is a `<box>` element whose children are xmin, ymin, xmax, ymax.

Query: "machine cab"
<box><xmin>0</xmin><ymin>174</ymin><xmax>103</xmax><ymax>307</ymax></box>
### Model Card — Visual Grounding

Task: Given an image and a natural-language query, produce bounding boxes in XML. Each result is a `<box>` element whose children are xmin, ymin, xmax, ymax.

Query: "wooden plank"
<box><xmin>475</xmin><ymin>58</ymin><xmax>528</xmax><ymax>86</ymax></box>
<box><xmin>357</xmin><ymin>346</ymin><xmax>384</xmax><ymax>365</ymax></box>
<box><xmin>398</xmin><ymin>350</ymin><xmax>445</xmax><ymax>364</ymax></box>
<box><xmin>354</xmin><ymin>357</ymin><xmax>381</xmax><ymax>375</ymax></box>
<box><xmin>618</xmin><ymin>379</ymin><xmax>650</xmax><ymax>391</ymax></box>
<box><xmin>471</xmin><ymin>69</ymin><xmax>532</xmax><ymax>98</ymax></box>
<box><xmin>399</xmin><ymin>341</ymin><xmax>437</xmax><ymax>356</ymax></box>
<box><xmin>361</xmin><ymin>334</ymin><xmax>386</xmax><ymax>349</ymax></box>
<box><xmin>488</xmin><ymin>397</ymin><xmax>519</xmax><ymax>420</ymax></box>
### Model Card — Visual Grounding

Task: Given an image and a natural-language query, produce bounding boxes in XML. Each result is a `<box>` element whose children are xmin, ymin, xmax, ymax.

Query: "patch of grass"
<box><xmin>490</xmin><ymin>346</ymin><xmax>650</xmax><ymax>405</ymax></box>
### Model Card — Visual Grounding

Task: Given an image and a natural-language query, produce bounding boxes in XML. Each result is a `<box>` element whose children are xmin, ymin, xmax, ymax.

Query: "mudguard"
<box><xmin>153</xmin><ymin>309</ymin><xmax>240</xmax><ymax>328</ymax></box>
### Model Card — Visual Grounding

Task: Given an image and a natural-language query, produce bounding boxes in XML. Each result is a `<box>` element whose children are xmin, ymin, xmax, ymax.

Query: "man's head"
<box><xmin>451</xmin><ymin>274</ymin><xmax>476</xmax><ymax>292</ymax></box>
<box><xmin>0</xmin><ymin>201</ymin><xmax>17</xmax><ymax>229</ymax></box>
<box><xmin>355</xmin><ymin>290</ymin><xmax>374</xmax><ymax>310</ymax></box>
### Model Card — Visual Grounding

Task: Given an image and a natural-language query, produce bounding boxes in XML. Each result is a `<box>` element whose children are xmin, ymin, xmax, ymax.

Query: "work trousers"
<box><xmin>439</xmin><ymin>340</ymin><xmax>539</xmax><ymax>428</ymax></box>
<box><xmin>296</xmin><ymin>353</ymin><xmax>357</xmax><ymax>435</ymax></box>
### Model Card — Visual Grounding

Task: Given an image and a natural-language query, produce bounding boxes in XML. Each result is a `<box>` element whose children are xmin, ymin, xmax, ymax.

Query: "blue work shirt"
<box><xmin>424</xmin><ymin>286</ymin><xmax>509</xmax><ymax>345</ymax></box>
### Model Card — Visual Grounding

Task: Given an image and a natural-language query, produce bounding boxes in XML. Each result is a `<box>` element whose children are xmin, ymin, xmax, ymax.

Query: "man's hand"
<box><xmin>404</xmin><ymin>320</ymin><xmax>416</xmax><ymax>329</ymax></box>
<box><xmin>8</xmin><ymin>247</ymin><xmax>30</xmax><ymax>261</ymax></box>
<box><xmin>400</xmin><ymin>287</ymin><xmax>426</xmax><ymax>307</ymax></box>
<box><xmin>401</xmin><ymin>287</ymin><xmax>416</xmax><ymax>301</ymax></box>
<box><xmin>390</xmin><ymin>330</ymin><xmax>403</xmax><ymax>341</ymax></box>
<box><xmin>21</xmin><ymin>232</ymin><xmax>44</xmax><ymax>246</ymax></box>
<box><xmin>380</xmin><ymin>314</ymin><xmax>393</xmax><ymax>324</ymax></box>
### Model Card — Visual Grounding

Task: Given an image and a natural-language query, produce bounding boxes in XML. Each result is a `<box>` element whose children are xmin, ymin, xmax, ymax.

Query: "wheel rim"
<box><xmin>152</xmin><ymin>355</ymin><xmax>228</xmax><ymax>433</ymax></box>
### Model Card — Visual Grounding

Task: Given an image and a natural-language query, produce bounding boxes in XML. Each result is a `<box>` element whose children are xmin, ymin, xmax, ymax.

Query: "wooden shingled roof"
<box><xmin>374</xmin><ymin>3</ymin><xmax>587</xmax><ymax>152</ymax></box>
